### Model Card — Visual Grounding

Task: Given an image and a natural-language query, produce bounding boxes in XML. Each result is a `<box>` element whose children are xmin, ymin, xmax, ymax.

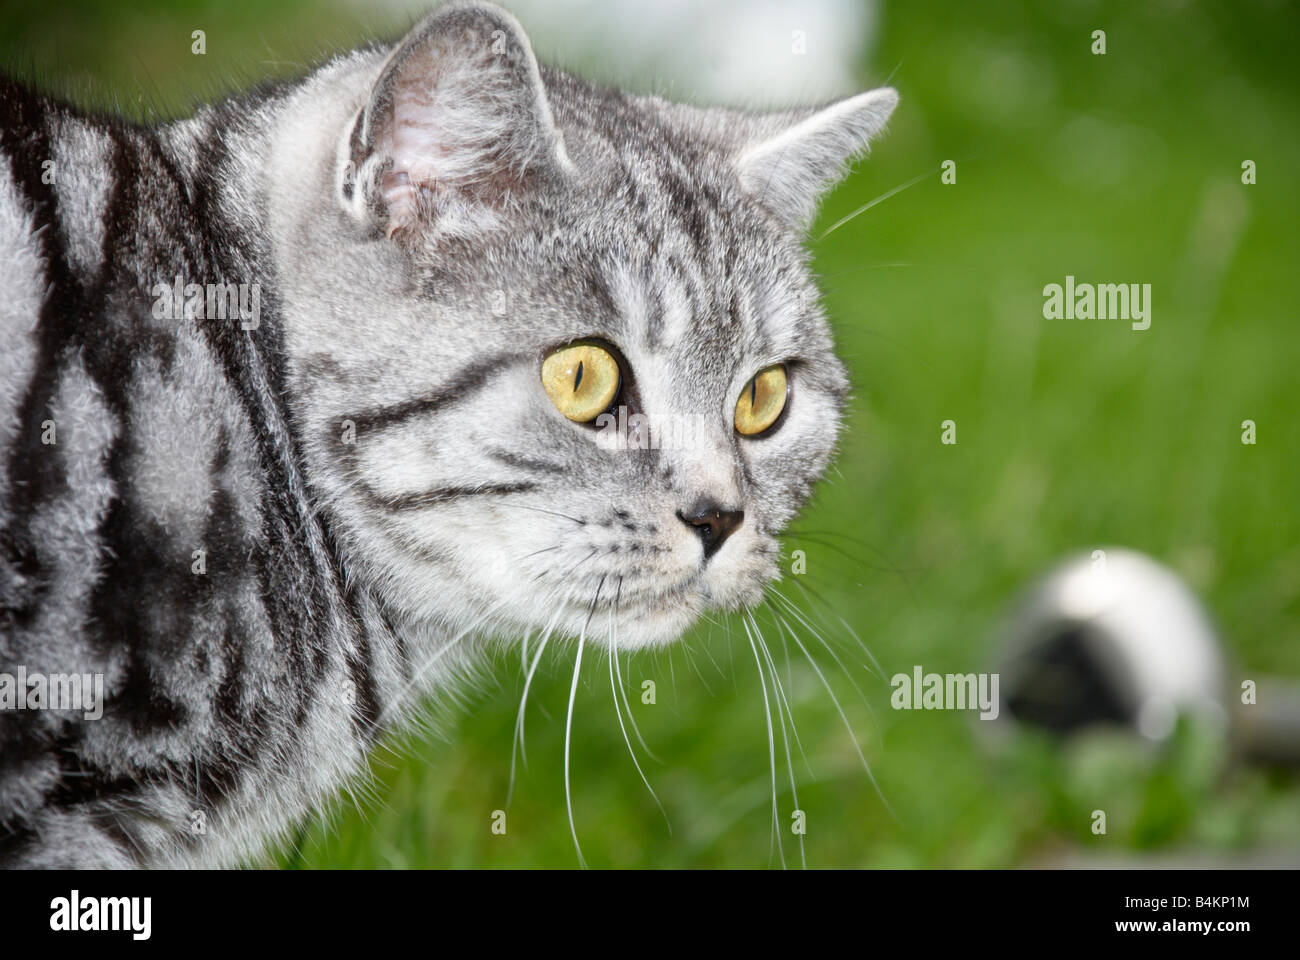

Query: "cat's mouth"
<box><xmin>537</xmin><ymin>560</ymin><xmax>774</xmax><ymax>650</ymax></box>
<box><xmin>547</xmin><ymin>592</ymin><xmax>703</xmax><ymax>650</ymax></box>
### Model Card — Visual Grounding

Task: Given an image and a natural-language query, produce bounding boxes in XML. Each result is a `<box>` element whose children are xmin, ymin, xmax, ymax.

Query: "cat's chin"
<box><xmin>541</xmin><ymin>577</ymin><xmax>772</xmax><ymax>651</ymax></box>
<box><xmin>547</xmin><ymin>594</ymin><xmax>704</xmax><ymax>651</ymax></box>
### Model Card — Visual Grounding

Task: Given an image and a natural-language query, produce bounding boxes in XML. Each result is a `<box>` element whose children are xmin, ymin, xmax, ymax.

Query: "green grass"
<box><xmin>8</xmin><ymin>0</ymin><xmax>1297</xmax><ymax>867</ymax></box>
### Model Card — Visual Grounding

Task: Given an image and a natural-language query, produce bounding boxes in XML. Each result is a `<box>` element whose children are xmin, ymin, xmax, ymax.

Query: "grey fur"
<box><xmin>0</xmin><ymin>2</ymin><xmax>895</xmax><ymax>867</ymax></box>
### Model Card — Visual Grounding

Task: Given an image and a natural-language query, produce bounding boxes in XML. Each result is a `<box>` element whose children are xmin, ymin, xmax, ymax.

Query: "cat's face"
<box><xmin>280</xmin><ymin>3</ymin><xmax>896</xmax><ymax>651</ymax></box>
<box><xmin>364</xmin><ymin>189</ymin><xmax>847</xmax><ymax>649</ymax></box>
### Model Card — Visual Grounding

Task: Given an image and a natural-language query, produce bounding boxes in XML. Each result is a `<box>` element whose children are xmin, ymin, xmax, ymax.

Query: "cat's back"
<box><xmin>1</xmin><ymin>78</ymin><xmax>118</xmax><ymax>313</ymax></box>
<box><xmin>0</xmin><ymin>81</ymin><xmax>61</xmax><ymax>403</ymax></box>
<box><xmin>0</xmin><ymin>73</ymin><xmax>382</xmax><ymax>868</ymax></box>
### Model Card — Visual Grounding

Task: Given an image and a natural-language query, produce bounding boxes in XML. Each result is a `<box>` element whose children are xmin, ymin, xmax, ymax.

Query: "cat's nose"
<box><xmin>676</xmin><ymin>499</ymin><xmax>745</xmax><ymax>560</ymax></box>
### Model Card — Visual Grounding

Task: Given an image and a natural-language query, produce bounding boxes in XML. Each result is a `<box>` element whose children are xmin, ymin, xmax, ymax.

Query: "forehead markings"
<box><xmin>603</xmin><ymin>262</ymin><xmax>652</xmax><ymax>350</ymax></box>
<box><xmin>655</xmin><ymin>266</ymin><xmax>697</xmax><ymax>350</ymax></box>
<box><xmin>592</xmin><ymin>132</ymin><xmax>808</xmax><ymax>371</ymax></box>
<box><xmin>601</xmin><ymin>257</ymin><xmax>792</xmax><ymax>384</ymax></box>
<box><xmin>642</xmin><ymin>281</ymin><xmax>666</xmax><ymax>351</ymax></box>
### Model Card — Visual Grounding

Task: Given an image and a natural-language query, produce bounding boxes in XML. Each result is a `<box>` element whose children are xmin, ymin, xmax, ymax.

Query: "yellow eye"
<box><xmin>541</xmin><ymin>342</ymin><xmax>621</xmax><ymax>423</ymax></box>
<box><xmin>734</xmin><ymin>364</ymin><xmax>788</xmax><ymax>436</ymax></box>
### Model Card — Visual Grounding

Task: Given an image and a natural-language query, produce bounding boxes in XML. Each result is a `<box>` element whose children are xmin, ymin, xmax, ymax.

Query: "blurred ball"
<box><xmin>992</xmin><ymin>548</ymin><xmax>1227</xmax><ymax>742</ymax></box>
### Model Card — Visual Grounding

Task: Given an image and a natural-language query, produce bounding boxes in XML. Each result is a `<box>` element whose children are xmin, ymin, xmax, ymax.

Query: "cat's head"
<box><xmin>281</xmin><ymin>2</ymin><xmax>896</xmax><ymax>650</ymax></box>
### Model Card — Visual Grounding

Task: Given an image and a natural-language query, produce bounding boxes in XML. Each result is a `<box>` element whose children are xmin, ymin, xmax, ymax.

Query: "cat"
<box><xmin>0</xmin><ymin>1</ymin><xmax>896</xmax><ymax>868</ymax></box>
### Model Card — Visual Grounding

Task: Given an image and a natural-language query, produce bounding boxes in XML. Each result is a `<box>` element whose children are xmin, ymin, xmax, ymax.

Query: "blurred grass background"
<box><xmin>3</xmin><ymin>0</ymin><xmax>1297</xmax><ymax>867</ymax></box>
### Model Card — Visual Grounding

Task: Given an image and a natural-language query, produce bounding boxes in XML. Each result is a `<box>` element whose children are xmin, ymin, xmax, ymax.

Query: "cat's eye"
<box><xmin>541</xmin><ymin>342</ymin><xmax>621</xmax><ymax>423</ymax></box>
<box><xmin>734</xmin><ymin>364</ymin><xmax>788</xmax><ymax>436</ymax></box>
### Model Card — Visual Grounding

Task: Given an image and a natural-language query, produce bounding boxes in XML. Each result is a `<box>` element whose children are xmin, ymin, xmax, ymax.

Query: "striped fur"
<box><xmin>0</xmin><ymin>2</ymin><xmax>896</xmax><ymax>867</ymax></box>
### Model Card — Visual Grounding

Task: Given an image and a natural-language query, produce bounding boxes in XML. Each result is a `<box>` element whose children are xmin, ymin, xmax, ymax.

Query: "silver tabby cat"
<box><xmin>0</xmin><ymin>2</ymin><xmax>896</xmax><ymax>867</ymax></box>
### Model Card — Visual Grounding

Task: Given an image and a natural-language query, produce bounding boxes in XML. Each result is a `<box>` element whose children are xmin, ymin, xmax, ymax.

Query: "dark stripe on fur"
<box><xmin>340</xmin><ymin>351</ymin><xmax>525</xmax><ymax>436</ymax></box>
<box><xmin>368</xmin><ymin>482</ymin><xmax>540</xmax><ymax>512</ymax></box>
<box><xmin>485</xmin><ymin>449</ymin><xmax>567</xmax><ymax>475</ymax></box>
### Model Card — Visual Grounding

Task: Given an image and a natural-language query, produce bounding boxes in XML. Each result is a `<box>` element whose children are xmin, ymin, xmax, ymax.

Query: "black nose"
<box><xmin>676</xmin><ymin>500</ymin><xmax>745</xmax><ymax>560</ymax></box>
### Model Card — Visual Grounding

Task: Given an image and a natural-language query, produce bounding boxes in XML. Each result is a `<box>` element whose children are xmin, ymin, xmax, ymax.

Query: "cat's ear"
<box><xmin>732</xmin><ymin>88</ymin><xmax>898</xmax><ymax>232</ymax></box>
<box><xmin>343</xmin><ymin>2</ymin><xmax>571</xmax><ymax>239</ymax></box>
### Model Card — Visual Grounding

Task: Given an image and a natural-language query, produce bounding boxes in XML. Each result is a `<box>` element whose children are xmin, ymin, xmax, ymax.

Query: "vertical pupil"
<box><xmin>574</xmin><ymin>359</ymin><xmax>584</xmax><ymax>392</ymax></box>
<box><xmin>749</xmin><ymin>378</ymin><xmax>757</xmax><ymax>408</ymax></box>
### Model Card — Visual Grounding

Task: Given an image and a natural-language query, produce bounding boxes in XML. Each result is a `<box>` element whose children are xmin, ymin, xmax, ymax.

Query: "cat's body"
<box><xmin>0</xmin><ymin>2</ymin><xmax>895</xmax><ymax>868</ymax></box>
<box><xmin>0</xmin><ymin>73</ymin><xmax>393</xmax><ymax>868</ymax></box>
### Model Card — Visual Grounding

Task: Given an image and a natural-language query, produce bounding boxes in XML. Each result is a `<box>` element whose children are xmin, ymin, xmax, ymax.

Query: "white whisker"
<box><xmin>792</xmin><ymin>577</ymin><xmax>887</xmax><ymax>679</ymax></box>
<box><xmin>752</xmin><ymin>611</ymin><xmax>814</xmax><ymax>786</ymax></box>
<box><xmin>565</xmin><ymin>575</ymin><xmax>606</xmax><ymax>868</ymax></box>
<box><xmin>770</xmin><ymin>588</ymin><xmax>880</xmax><ymax>721</ymax></box>
<box><xmin>747</xmin><ymin>610</ymin><xmax>805</xmax><ymax>869</ymax></box>
<box><xmin>608</xmin><ymin>579</ymin><xmax>671</xmax><ymax>833</ymax></box>
<box><xmin>742</xmin><ymin>613</ymin><xmax>785</xmax><ymax>869</ymax></box>
<box><xmin>507</xmin><ymin>610</ymin><xmax>561</xmax><ymax>808</ymax></box>
<box><xmin>612</xmin><ymin>643</ymin><xmax>662</xmax><ymax>763</ymax></box>
<box><xmin>816</xmin><ymin>165</ymin><xmax>937</xmax><ymax>241</ymax></box>
<box><xmin>770</xmin><ymin>606</ymin><xmax>898</xmax><ymax>823</ymax></box>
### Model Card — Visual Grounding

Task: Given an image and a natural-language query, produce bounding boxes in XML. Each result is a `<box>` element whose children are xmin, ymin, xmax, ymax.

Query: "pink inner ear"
<box><xmin>366</xmin><ymin>18</ymin><xmax>570</xmax><ymax>239</ymax></box>
<box><xmin>381</xmin><ymin>76</ymin><xmax>446</xmax><ymax>237</ymax></box>
<box><xmin>391</xmin><ymin>81</ymin><xmax>448</xmax><ymax>178</ymax></box>
<box><xmin>380</xmin><ymin>170</ymin><xmax>416</xmax><ymax>239</ymax></box>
